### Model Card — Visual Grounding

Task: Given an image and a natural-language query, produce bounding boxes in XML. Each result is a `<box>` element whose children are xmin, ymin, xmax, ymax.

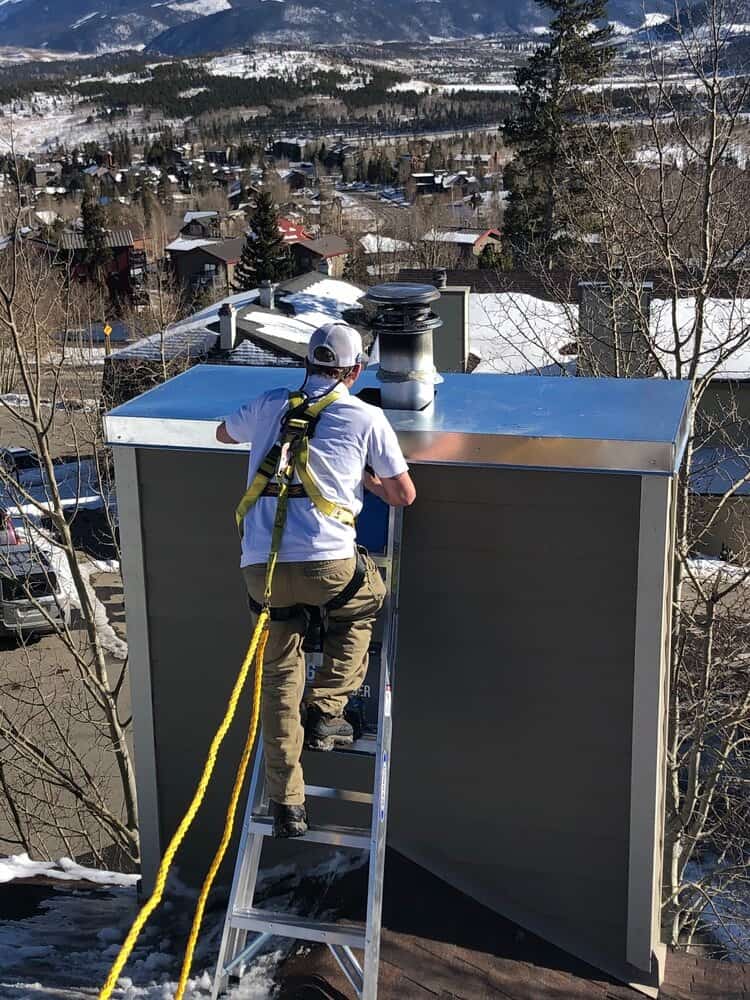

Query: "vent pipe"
<box><xmin>218</xmin><ymin>302</ymin><xmax>237</xmax><ymax>351</ymax></box>
<box><xmin>365</xmin><ymin>282</ymin><xmax>442</xmax><ymax>410</ymax></box>
<box><xmin>259</xmin><ymin>280</ymin><xmax>275</xmax><ymax>309</ymax></box>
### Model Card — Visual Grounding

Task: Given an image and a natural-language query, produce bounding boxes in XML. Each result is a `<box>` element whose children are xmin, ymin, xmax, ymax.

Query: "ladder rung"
<box><xmin>230</xmin><ymin>908</ymin><xmax>366</xmax><ymax>949</ymax></box>
<box><xmin>307</xmin><ymin>735</ymin><xmax>376</xmax><ymax>757</ymax></box>
<box><xmin>247</xmin><ymin>817</ymin><xmax>370</xmax><ymax>849</ymax></box>
<box><xmin>304</xmin><ymin>784</ymin><xmax>373</xmax><ymax>804</ymax></box>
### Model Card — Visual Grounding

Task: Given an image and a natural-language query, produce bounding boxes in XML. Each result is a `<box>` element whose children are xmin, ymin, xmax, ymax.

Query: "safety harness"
<box><xmin>235</xmin><ymin>387</ymin><xmax>356</xmax><ymax>538</ymax></box>
<box><xmin>235</xmin><ymin>384</ymin><xmax>366</xmax><ymax>630</ymax></box>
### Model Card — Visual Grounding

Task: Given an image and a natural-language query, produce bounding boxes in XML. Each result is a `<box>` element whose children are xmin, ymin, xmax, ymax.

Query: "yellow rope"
<box><xmin>98</xmin><ymin>610</ymin><xmax>270</xmax><ymax>1000</ymax></box>
<box><xmin>173</xmin><ymin>624</ymin><xmax>269</xmax><ymax>1000</ymax></box>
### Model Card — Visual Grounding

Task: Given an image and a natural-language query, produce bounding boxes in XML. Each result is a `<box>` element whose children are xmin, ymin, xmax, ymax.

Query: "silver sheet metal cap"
<box><xmin>307</xmin><ymin>322</ymin><xmax>365</xmax><ymax>367</ymax></box>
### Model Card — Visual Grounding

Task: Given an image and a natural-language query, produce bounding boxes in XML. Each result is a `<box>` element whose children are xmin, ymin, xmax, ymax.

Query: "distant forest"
<box><xmin>0</xmin><ymin>52</ymin><xmax>518</xmax><ymax>136</ymax></box>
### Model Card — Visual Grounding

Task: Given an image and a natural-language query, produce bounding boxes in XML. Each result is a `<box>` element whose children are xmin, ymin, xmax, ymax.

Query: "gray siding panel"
<box><xmin>389</xmin><ymin>464</ymin><xmax>640</xmax><ymax>970</ymax></box>
<box><xmin>137</xmin><ymin>447</ymin><xmax>252</xmax><ymax>881</ymax></box>
<box><xmin>132</xmin><ymin>449</ymin><xmax>646</xmax><ymax>979</ymax></box>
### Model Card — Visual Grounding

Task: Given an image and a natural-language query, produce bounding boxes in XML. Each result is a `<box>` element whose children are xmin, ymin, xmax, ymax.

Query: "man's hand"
<box><xmin>216</xmin><ymin>421</ymin><xmax>239</xmax><ymax>444</ymax></box>
<box><xmin>364</xmin><ymin>469</ymin><xmax>416</xmax><ymax>507</ymax></box>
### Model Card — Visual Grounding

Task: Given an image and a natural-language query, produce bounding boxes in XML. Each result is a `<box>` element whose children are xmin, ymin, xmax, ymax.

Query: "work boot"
<box><xmin>304</xmin><ymin>704</ymin><xmax>354</xmax><ymax>751</ymax></box>
<box><xmin>270</xmin><ymin>800</ymin><xmax>308</xmax><ymax>839</ymax></box>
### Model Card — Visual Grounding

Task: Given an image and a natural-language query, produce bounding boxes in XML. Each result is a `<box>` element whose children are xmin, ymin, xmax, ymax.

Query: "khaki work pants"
<box><xmin>243</xmin><ymin>553</ymin><xmax>386</xmax><ymax>806</ymax></box>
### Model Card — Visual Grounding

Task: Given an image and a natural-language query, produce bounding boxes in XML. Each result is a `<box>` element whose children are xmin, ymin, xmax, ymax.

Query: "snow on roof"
<box><xmin>359</xmin><ymin>233</ymin><xmax>409</xmax><ymax>254</ymax></box>
<box><xmin>183</xmin><ymin>210</ymin><xmax>218</xmax><ymax>223</ymax></box>
<box><xmin>470</xmin><ymin>293</ymin><xmax>750</xmax><ymax>380</ymax></box>
<box><xmin>469</xmin><ymin>293</ymin><xmax>577</xmax><ymax>376</ymax></box>
<box><xmin>650</xmin><ymin>297</ymin><xmax>750</xmax><ymax>380</ymax></box>
<box><xmin>423</xmin><ymin>229</ymin><xmax>484</xmax><ymax>245</ymax></box>
<box><xmin>166</xmin><ymin>237</ymin><xmax>218</xmax><ymax>252</ymax></box>
<box><xmin>241</xmin><ymin>308</ymin><xmax>317</xmax><ymax>347</ymax></box>
<box><xmin>169</xmin><ymin>288</ymin><xmax>261</xmax><ymax>334</ymax></box>
<box><xmin>284</xmin><ymin>276</ymin><xmax>363</xmax><ymax>316</ymax></box>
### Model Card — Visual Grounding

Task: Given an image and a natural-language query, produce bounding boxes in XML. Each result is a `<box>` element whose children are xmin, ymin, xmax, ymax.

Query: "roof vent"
<box><xmin>365</xmin><ymin>282</ymin><xmax>443</xmax><ymax>411</ymax></box>
<box><xmin>259</xmin><ymin>280</ymin><xmax>275</xmax><ymax>309</ymax></box>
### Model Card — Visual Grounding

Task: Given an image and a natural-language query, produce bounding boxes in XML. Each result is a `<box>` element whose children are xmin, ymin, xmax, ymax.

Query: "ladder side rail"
<box><xmin>361</xmin><ymin>506</ymin><xmax>403</xmax><ymax>1000</ymax></box>
<box><xmin>212</xmin><ymin>736</ymin><xmax>267</xmax><ymax>999</ymax></box>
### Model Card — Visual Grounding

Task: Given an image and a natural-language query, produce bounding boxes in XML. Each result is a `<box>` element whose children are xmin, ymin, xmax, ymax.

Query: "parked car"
<box><xmin>0</xmin><ymin>446</ymin><xmax>44</xmax><ymax>486</ymax></box>
<box><xmin>0</xmin><ymin>544</ymin><xmax>70</xmax><ymax>638</ymax></box>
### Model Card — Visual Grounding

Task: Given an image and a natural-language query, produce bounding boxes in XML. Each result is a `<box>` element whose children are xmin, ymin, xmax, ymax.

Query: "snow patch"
<box><xmin>168</xmin><ymin>0</ymin><xmax>231</xmax><ymax>14</ymax></box>
<box><xmin>641</xmin><ymin>11</ymin><xmax>671</xmax><ymax>28</ymax></box>
<box><xmin>71</xmin><ymin>11</ymin><xmax>99</xmax><ymax>29</ymax></box>
<box><xmin>0</xmin><ymin>853</ymin><xmax>138</xmax><ymax>887</ymax></box>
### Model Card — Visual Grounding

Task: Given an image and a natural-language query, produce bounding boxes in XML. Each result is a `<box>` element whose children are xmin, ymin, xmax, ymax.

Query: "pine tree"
<box><xmin>81</xmin><ymin>182</ymin><xmax>107</xmax><ymax>272</ymax></box>
<box><xmin>233</xmin><ymin>193</ymin><xmax>289</xmax><ymax>291</ymax></box>
<box><xmin>503</xmin><ymin>0</ymin><xmax>612</xmax><ymax>264</ymax></box>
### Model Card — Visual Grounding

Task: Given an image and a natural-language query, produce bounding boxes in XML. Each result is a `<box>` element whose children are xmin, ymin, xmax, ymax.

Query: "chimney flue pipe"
<box><xmin>365</xmin><ymin>282</ymin><xmax>442</xmax><ymax>410</ymax></box>
<box><xmin>259</xmin><ymin>280</ymin><xmax>275</xmax><ymax>309</ymax></box>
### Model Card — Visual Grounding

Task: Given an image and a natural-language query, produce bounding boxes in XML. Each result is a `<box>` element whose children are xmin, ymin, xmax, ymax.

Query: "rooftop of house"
<box><xmin>297</xmin><ymin>235</ymin><xmax>350</xmax><ymax>258</ymax></box>
<box><xmin>359</xmin><ymin>233</ymin><xmax>410</xmax><ymax>254</ymax></box>
<box><xmin>109</xmin><ymin>272</ymin><xmax>366</xmax><ymax>376</ymax></box>
<box><xmin>183</xmin><ymin>211</ymin><xmax>219</xmax><ymax>224</ymax></box>
<box><xmin>202</xmin><ymin>237</ymin><xmax>245</xmax><ymax>263</ymax></box>
<box><xmin>273</xmin><ymin>848</ymin><xmax>740</xmax><ymax>1000</ymax></box>
<box><xmin>278</xmin><ymin>217</ymin><xmax>311</xmax><ymax>243</ymax></box>
<box><xmin>166</xmin><ymin>237</ymin><xmax>218</xmax><ymax>253</ymax></box>
<box><xmin>57</xmin><ymin>229</ymin><xmax>134</xmax><ymax>251</ymax></box>
<box><xmin>422</xmin><ymin>228</ymin><xmax>501</xmax><ymax>245</ymax></box>
<box><xmin>399</xmin><ymin>268</ymin><xmax>750</xmax><ymax>382</ymax></box>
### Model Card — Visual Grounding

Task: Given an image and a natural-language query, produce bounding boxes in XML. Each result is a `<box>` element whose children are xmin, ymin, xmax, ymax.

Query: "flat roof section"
<box><xmin>104</xmin><ymin>365</ymin><xmax>691</xmax><ymax>476</ymax></box>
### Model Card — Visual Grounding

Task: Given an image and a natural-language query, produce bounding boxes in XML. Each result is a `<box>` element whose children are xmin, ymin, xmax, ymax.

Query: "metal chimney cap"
<box><xmin>365</xmin><ymin>282</ymin><xmax>440</xmax><ymax>305</ymax></box>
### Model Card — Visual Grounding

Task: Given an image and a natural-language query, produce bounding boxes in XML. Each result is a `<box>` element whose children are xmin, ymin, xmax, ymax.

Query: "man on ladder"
<box><xmin>216</xmin><ymin>321</ymin><xmax>415</xmax><ymax>841</ymax></box>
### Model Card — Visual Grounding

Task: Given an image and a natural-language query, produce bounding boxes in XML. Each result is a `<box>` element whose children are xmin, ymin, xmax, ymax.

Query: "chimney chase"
<box><xmin>218</xmin><ymin>302</ymin><xmax>237</xmax><ymax>351</ymax></box>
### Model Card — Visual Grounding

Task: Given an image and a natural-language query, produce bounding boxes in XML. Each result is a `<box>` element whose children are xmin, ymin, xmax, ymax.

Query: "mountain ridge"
<box><xmin>0</xmin><ymin>0</ymin><xmax>674</xmax><ymax>55</ymax></box>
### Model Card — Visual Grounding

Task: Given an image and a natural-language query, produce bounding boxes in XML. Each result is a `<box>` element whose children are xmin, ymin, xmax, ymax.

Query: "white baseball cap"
<box><xmin>307</xmin><ymin>322</ymin><xmax>366</xmax><ymax>368</ymax></box>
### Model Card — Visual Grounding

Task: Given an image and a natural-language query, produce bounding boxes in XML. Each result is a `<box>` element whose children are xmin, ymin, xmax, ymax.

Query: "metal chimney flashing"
<box><xmin>104</xmin><ymin>365</ymin><xmax>692</xmax><ymax>478</ymax></box>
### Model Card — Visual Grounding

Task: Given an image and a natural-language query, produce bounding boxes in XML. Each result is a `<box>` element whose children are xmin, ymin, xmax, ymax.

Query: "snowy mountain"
<box><xmin>0</xmin><ymin>0</ymin><xmax>675</xmax><ymax>55</ymax></box>
<box><xmin>0</xmin><ymin>0</ymin><xmax>231</xmax><ymax>53</ymax></box>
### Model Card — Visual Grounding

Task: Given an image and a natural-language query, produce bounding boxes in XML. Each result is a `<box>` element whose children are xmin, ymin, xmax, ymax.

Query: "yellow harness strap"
<box><xmin>235</xmin><ymin>387</ymin><xmax>356</xmax><ymax>534</ymax></box>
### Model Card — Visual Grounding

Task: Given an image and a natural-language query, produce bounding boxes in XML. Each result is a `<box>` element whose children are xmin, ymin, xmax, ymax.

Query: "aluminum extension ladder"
<box><xmin>211</xmin><ymin>506</ymin><xmax>403</xmax><ymax>1000</ymax></box>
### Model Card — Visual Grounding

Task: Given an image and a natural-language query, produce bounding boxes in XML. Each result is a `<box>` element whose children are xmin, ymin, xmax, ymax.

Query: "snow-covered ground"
<box><xmin>0</xmin><ymin>854</ymin><xmax>139</xmax><ymax>887</ymax></box>
<box><xmin>203</xmin><ymin>50</ymin><xmax>357</xmax><ymax>81</ymax></box>
<box><xmin>0</xmin><ymin>852</ymin><xmax>365</xmax><ymax>1000</ymax></box>
<box><xmin>0</xmin><ymin>98</ymin><xmax>185</xmax><ymax>156</ymax></box>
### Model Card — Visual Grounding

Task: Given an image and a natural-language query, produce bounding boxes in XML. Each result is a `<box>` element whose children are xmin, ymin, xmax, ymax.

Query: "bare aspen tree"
<box><xmin>0</xmin><ymin>142</ymin><xmax>139</xmax><ymax>869</ymax></box>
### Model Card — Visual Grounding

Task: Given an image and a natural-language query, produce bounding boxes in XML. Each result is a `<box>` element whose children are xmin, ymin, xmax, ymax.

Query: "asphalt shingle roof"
<box><xmin>58</xmin><ymin>229</ymin><xmax>134</xmax><ymax>251</ymax></box>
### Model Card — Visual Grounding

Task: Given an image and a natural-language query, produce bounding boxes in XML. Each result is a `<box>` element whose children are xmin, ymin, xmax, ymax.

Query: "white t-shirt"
<box><xmin>224</xmin><ymin>375</ymin><xmax>409</xmax><ymax>567</ymax></box>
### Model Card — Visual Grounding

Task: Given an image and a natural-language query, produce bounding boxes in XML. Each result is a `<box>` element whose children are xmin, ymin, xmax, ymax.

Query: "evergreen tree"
<box><xmin>503</xmin><ymin>0</ymin><xmax>612</xmax><ymax>264</ymax></box>
<box><xmin>157</xmin><ymin>172</ymin><xmax>173</xmax><ymax>214</ymax></box>
<box><xmin>478</xmin><ymin>243</ymin><xmax>507</xmax><ymax>271</ymax></box>
<box><xmin>81</xmin><ymin>182</ymin><xmax>108</xmax><ymax>272</ymax></box>
<box><xmin>234</xmin><ymin>192</ymin><xmax>289</xmax><ymax>291</ymax></box>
